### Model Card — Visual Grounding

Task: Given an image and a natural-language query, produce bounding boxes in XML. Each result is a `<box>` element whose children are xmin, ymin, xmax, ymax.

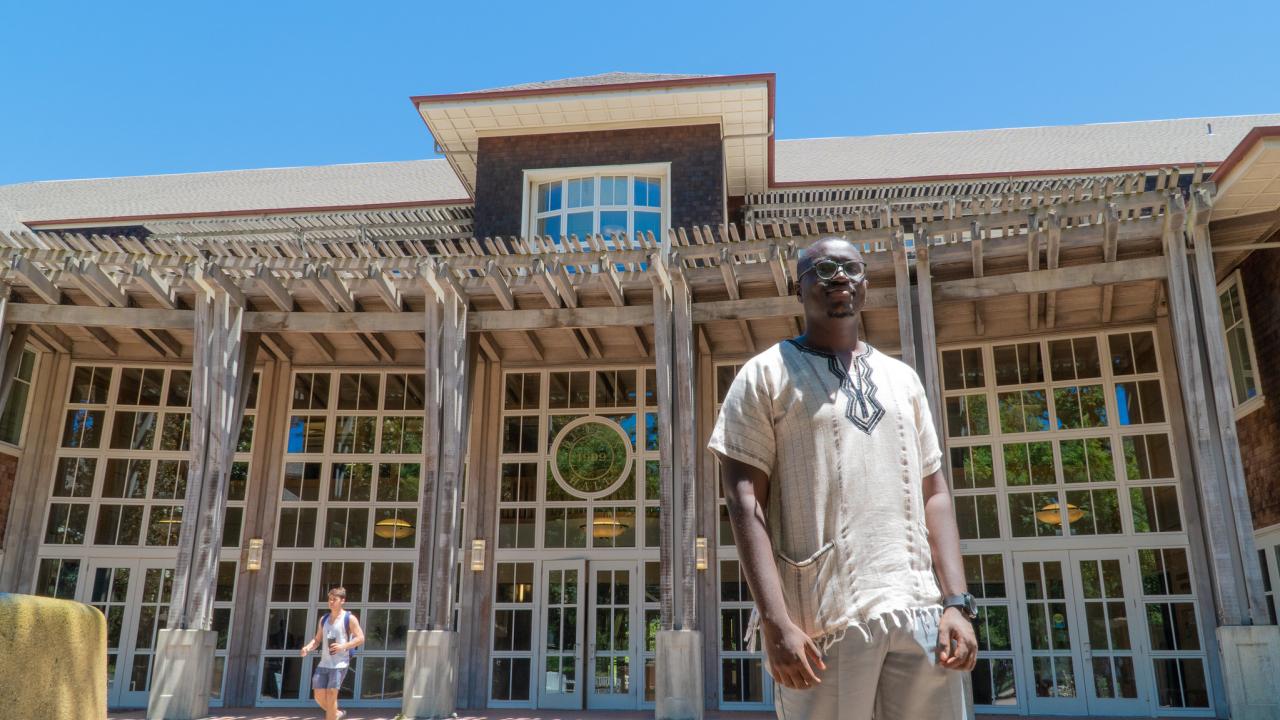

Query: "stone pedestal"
<box><xmin>1215</xmin><ymin>625</ymin><xmax>1280</xmax><ymax>720</ymax></box>
<box><xmin>656</xmin><ymin>629</ymin><xmax>703</xmax><ymax>720</ymax></box>
<box><xmin>147</xmin><ymin>628</ymin><xmax>216</xmax><ymax>720</ymax></box>
<box><xmin>402</xmin><ymin>629</ymin><xmax>457</xmax><ymax>719</ymax></box>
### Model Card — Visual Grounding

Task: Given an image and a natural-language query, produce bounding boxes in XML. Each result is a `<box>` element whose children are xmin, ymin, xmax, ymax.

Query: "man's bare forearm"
<box><xmin>922</xmin><ymin>469</ymin><xmax>968</xmax><ymax>598</ymax></box>
<box><xmin>720</xmin><ymin>458</ymin><xmax>792</xmax><ymax>628</ymax></box>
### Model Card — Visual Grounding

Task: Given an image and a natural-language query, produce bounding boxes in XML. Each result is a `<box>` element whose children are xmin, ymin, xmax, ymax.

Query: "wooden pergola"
<box><xmin>0</xmin><ymin>168</ymin><xmax>1270</xmax><ymax>713</ymax></box>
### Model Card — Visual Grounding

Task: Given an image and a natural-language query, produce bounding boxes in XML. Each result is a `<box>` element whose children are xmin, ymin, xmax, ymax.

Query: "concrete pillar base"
<box><xmin>1216</xmin><ymin>624</ymin><xmax>1280</xmax><ymax>720</ymax></box>
<box><xmin>146</xmin><ymin>628</ymin><xmax>216</xmax><ymax>720</ymax></box>
<box><xmin>656</xmin><ymin>629</ymin><xmax>704</xmax><ymax>720</ymax></box>
<box><xmin>401</xmin><ymin>629</ymin><xmax>457</xmax><ymax>719</ymax></box>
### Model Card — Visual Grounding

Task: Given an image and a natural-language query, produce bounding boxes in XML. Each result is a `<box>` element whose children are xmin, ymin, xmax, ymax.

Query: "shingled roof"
<box><xmin>4</xmin><ymin>112</ymin><xmax>1280</xmax><ymax>230</ymax></box>
<box><xmin>0</xmin><ymin>159</ymin><xmax>468</xmax><ymax>229</ymax></box>
<box><xmin>774</xmin><ymin>114</ymin><xmax>1280</xmax><ymax>184</ymax></box>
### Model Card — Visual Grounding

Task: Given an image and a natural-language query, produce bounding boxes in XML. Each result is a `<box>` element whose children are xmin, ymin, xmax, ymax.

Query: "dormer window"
<box><xmin>524</xmin><ymin>164</ymin><xmax>669</xmax><ymax>245</ymax></box>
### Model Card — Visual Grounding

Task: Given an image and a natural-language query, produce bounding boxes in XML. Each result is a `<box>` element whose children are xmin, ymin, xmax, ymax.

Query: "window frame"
<box><xmin>0</xmin><ymin>346</ymin><xmax>40</xmax><ymax>449</ymax></box>
<box><xmin>1216</xmin><ymin>271</ymin><xmax>1265</xmax><ymax>419</ymax></box>
<box><xmin>520</xmin><ymin>163</ymin><xmax>671</xmax><ymax>244</ymax></box>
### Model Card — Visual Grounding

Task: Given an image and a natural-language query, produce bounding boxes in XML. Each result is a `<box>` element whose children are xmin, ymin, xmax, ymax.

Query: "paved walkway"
<box><xmin>107</xmin><ymin>711</ymin><xmax>1188</xmax><ymax>720</ymax></box>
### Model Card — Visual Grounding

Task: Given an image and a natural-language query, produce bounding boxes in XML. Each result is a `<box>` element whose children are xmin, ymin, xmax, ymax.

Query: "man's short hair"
<box><xmin>327</xmin><ymin>586</ymin><xmax>347</xmax><ymax>600</ymax></box>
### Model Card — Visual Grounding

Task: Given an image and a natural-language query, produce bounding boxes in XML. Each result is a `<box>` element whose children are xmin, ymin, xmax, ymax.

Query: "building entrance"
<box><xmin>81</xmin><ymin>559</ymin><xmax>175</xmax><ymax>708</ymax></box>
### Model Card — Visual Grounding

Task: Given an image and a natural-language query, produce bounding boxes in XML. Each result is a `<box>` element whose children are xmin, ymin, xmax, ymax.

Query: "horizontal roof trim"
<box><xmin>768</xmin><ymin>162</ymin><xmax>1218</xmax><ymax>189</ymax></box>
<box><xmin>23</xmin><ymin>198</ymin><xmax>473</xmax><ymax>228</ymax></box>
<box><xmin>411</xmin><ymin>72</ymin><xmax>776</xmax><ymax>104</ymax></box>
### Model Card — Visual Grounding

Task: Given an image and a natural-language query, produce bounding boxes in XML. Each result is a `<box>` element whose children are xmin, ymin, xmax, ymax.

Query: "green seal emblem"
<box><xmin>551</xmin><ymin>416</ymin><xmax>632</xmax><ymax>499</ymax></box>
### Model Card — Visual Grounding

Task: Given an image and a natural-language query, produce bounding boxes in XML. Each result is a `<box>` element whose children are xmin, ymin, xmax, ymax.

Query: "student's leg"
<box><xmin>874</xmin><ymin>627</ymin><xmax>971</xmax><ymax>720</ymax></box>
<box><xmin>320</xmin><ymin>688</ymin><xmax>339</xmax><ymax>720</ymax></box>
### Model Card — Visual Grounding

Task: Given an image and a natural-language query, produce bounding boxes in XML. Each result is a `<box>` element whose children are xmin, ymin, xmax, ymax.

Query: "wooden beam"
<box><xmin>1101</xmin><ymin>203</ymin><xmax>1120</xmax><ymax>323</ymax></box>
<box><xmin>258</xmin><ymin>332</ymin><xmax>294</xmax><ymax>361</ymax></box>
<box><xmin>484</xmin><ymin>261</ymin><xmax>515</xmax><ymax>311</ymax></box>
<box><xmin>305</xmin><ymin>265</ymin><xmax>355</xmax><ymax>313</ymax></box>
<box><xmin>68</xmin><ymin>258</ymin><xmax>129</xmax><ymax>308</ymax></box>
<box><xmin>915</xmin><ymin>238</ymin><xmax>945</xmax><ymax>439</ymax></box>
<box><xmin>253</xmin><ymin>265</ymin><xmax>294</xmax><ymax>312</ymax></box>
<box><xmin>971</xmin><ymin>221</ymin><xmax>985</xmax><ymax>335</ymax></box>
<box><xmin>29</xmin><ymin>325</ymin><xmax>72</xmax><ymax>353</ymax></box>
<box><xmin>83</xmin><ymin>327</ymin><xmax>119</xmax><ymax>356</ymax></box>
<box><xmin>142</xmin><ymin>329</ymin><xmax>183</xmax><ymax>358</ymax></box>
<box><xmin>305</xmin><ymin>332</ymin><xmax>336</xmax><ymax>362</ymax></box>
<box><xmin>1027</xmin><ymin>214</ymin><xmax>1041</xmax><ymax>330</ymax></box>
<box><xmin>9</xmin><ymin>256</ymin><xmax>62</xmax><ymax>304</ymax></box>
<box><xmin>477</xmin><ymin>332</ymin><xmax>500</xmax><ymax>362</ymax></box>
<box><xmin>933</xmin><ymin>256</ymin><xmax>1167</xmax><ymax>302</ymax></box>
<box><xmin>368</xmin><ymin>266</ymin><xmax>404</xmax><ymax>311</ymax></box>
<box><xmin>891</xmin><ymin>230</ymin><xmax>918</xmax><ymax>373</ymax></box>
<box><xmin>190</xmin><ymin>263</ymin><xmax>246</xmax><ymax>308</ymax></box>
<box><xmin>132</xmin><ymin>262</ymin><xmax>177</xmax><ymax>309</ymax></box>
<box><xmin>1045</xmin><ymin>213</ymin><xmax>1062</xmax><ymax>329</ymax></box>
<box><xmin>768</xmin><ymin>243</ymin><xmax>789</xmax><ymax>296</ymax></box>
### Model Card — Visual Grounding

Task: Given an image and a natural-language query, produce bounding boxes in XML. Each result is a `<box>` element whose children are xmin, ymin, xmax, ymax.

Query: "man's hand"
<box><xmin>937</xmin><ymin>607</ymin><xmax>978</xmax><ymax>671</ymax></box>
<box><xmin>762</xmin><ymin>618</ymin><xmax>827</xmax><ymax>690</ymax></box>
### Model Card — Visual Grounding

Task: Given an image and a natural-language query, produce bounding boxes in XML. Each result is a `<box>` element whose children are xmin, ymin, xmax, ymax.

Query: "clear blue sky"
<box><xmin>2</xmin><ymin>0</ymin><xmax>1277</xmax><ymax>186</ymax></box>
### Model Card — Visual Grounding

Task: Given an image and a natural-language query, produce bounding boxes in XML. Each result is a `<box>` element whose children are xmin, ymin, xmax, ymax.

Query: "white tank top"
<box><xmin>319</xmin><ymin>611</ymin><xmax>351</xmax><ymax>669</ymax></box>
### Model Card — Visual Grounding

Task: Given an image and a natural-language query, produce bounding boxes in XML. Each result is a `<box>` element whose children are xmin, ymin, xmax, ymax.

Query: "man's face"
<box><xmin>327</xmin><ymin>593</ymin><xmax>346</xmax><ymax>613</ymax></box>
<box><xmin>796</xmin><ymin>241</ymin><xmax>867</xmax><ymax>319</ymax></box>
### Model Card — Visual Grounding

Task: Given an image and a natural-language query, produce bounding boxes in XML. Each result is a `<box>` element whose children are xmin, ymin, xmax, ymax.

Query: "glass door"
<box><xmin>539</xmin><ymin>559</ymin><xmax>585</xmax><ymax>709</ymax></box>
<box><xmin>1015</xmin><ymin>553</ymin><xmax>1088</xmax><ymax>715</ymax></box>
<box><xmin>587</xmin><ymin>560</ymin><xmax>636</xmax><ymax>709</ymax></box>
<box><xmin>117</xmin><ymin>563</ymin><xmax>175</xmax><ymax>708</ymax></box>
<box><xmin>1070</xmin><ymin>550</ymin><xmax>1147</xmax><ymax>715</ymax></box>
<box><xmin>85</xmin><ymin>561</ymin><xmax>137</xmax><ymax>706</ymax></box>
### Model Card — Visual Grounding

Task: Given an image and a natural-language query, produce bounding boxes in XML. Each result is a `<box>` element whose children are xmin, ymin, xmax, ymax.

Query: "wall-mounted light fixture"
<box><xmin>470</xmin><ymin>538</ymin><xmax>486</xmax><ymax>572</ymax></box>
<box><xmin>695</xmin><ymin>536</ymin><xmax>708</xmax><ymax>571</ymax></box>
<box><xmin>245</xmin><ymin>538</ymin><xmax>264</xmax><ymax>572</ymax></box>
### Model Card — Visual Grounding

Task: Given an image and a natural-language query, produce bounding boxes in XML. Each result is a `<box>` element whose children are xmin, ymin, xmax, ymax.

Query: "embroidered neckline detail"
<box><xmin>785</xmin><ymin>339</ymin><xmax>885</xmax><ymax>435</ymax></box>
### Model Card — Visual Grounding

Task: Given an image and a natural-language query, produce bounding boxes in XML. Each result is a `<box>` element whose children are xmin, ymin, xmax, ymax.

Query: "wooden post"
<box><xmin>672</xmin><ymin>262</ymin><xmax>698</xmax><ymax>630</ymax></box>
<box><xmin>415</xmin><ymin>266</ymin><xmax>471</xmax><ymax>630</ymax></box>
<box><xmin>891</xmin><ymin>230</ymin><xmax>918</xmax><ymax>372</ymax></box>
<box><xmin>913</xmin><ymin>230</ymin><xmax>945</xmax><ymax>436</ymax></box>
<box><xmin>650</xmin><ymin>246</ymin><xmax>677</xmax><ymax>630</ymax></box>
<box><xmin>1160</xmin><ymin>193</ymin><xmax>1250</xmax><ymax>625</ymax></box>
<box><xmin>168</xmin><ymin>279</ymin><xmax>260</xmax><ymax>631</ymax></box>
<box><xmin>1187</xmin><ymin>188</ymin><xmax>1271</xmax><ymax>625</ymax></box>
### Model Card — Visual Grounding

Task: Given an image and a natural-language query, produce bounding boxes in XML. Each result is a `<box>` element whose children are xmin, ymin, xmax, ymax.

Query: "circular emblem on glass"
<box><xmin>550</xmin><ymin>416</ymin><xmax>633</xmax><ymax>499</ymax></box>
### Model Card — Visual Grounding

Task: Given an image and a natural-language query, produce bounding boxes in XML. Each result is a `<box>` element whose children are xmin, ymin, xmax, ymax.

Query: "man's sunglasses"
<box><xmin>798</xmin><ymin>259</ymin><xmax>866</xmax><ymax>283</ymax></box>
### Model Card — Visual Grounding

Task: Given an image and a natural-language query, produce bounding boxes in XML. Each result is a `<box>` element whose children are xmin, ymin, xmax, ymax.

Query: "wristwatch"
<box><xmin>942</xmin><ymin>593</ymin><xmax>978</xmax><ymax>621</ymax></box>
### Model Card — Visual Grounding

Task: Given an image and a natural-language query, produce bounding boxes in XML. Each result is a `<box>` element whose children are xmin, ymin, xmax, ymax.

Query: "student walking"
<box><xmin>301</xmin><ymin>586</ymin><xmax>366</xmax><ymax>720</ymax></box>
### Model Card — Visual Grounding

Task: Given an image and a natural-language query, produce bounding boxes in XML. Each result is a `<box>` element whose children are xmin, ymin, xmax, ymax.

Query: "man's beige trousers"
<box><xmin>773</xmin><ymin>622</ymin><xmax>973</xmax><ymax>720</ymax></box>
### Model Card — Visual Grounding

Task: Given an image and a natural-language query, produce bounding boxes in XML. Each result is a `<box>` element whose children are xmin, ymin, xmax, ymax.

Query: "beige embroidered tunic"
<box><xmin>709</xmin><ymin>340</ymin><xmax>945</xmax><ymax>643</ymax></box>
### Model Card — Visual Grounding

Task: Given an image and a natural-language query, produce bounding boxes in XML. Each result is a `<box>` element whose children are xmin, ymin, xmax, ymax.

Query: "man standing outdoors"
<box><xmin>709</xmin><ymin>237</ymin><xmax>978</xmax><ymax>720</ymax></box>
<box><xmin>301</xmin><ymin>586</ymin><xmax>366</xmax><ymax>720</ymax></box>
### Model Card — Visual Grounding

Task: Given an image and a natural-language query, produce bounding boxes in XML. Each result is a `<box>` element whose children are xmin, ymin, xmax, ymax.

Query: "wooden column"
<box><xmin>415</xmin><ymin>268</ymin><xmax>471</xmax><ymax>630</ymax></box>
<box><xmin>913</xmin><ymin>230</ymin><xmax>946</xmax><ymax>437</ymax></box>
<box><xmin>0</xmin><ymin>351</ymin><xmax>69</xmax><ymax>593</ymax></box>
<box><xmin>460</xmin><ymin>359</ymin><xmax>502</xmax><ymax>708</ymax></box>
<box><xmin>891</xmin><ymin>230</ymin><xmax>919</xmax><ymax>373</ymax></box>
<box><xmin>1187</xmin><ymin>188</ymin><xmax>1271</xmax><ymax>625</ymax></box>
<box><xmin>169</xmin><ymin>275</ymin><xmax>260</xmax><ymax>630</ymax></box>
<box><xmin>1160</xmin><ymin>193</ymin><xmax>1252</xmax><ymax>626</ymax></box>
<box><xmin>225</xmin><ymin>358</ymin><xmax>291</xmax><ymax>706</ymax></box>
<box><xmin>651</xmin><ymin>252</ymin><xmax>677</xmax><ymax>630</ymax></box>
<box><xmin>672</xmin><ymin>262</ymin><xmax>698</xmax><ymax>630</ymax></box>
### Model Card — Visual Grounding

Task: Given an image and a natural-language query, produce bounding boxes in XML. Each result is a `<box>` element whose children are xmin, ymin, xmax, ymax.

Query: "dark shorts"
<box><xmin>312</xmin><ymin>666</ymin><xmax>348</xmax><ymax>690</ymax></box>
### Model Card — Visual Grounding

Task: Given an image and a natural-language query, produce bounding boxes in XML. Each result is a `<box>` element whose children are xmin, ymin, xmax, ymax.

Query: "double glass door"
<box><xmin>81</xmin><ymin>559</ymin><xmax>175</xmax><ymax>708</ymax></box>
<box><xmin>1015</xmin><ymin>550</ymin><xmax>1147</xmax><ymax>716</ymax></box>
<box><xmin>537</xmin><ymin>559</ymin><xmax>638</xmax><ymax>710</ymax></box>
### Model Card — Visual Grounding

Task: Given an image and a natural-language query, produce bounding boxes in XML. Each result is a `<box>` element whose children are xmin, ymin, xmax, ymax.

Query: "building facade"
<box><xmin>0</xmin><ymin>73</ymin><xmax>1278</xmax><ymax>718</ymax></box>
